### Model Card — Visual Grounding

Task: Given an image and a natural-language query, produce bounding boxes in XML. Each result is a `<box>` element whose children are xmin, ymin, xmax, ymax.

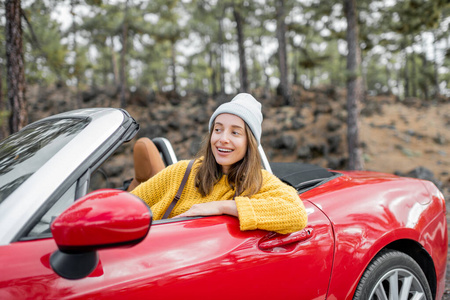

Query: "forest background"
<box><xmin>1</xmin><ymin>0</ymin><xmax>450</xmax><ymax>295</ymax></box>
<box><xmin>0</xmin><ymin>0</ymin><xmax>449</xmax><ymax>181</ymax></box>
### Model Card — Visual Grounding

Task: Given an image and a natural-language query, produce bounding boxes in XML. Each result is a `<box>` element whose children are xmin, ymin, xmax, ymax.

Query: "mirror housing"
<box><xmin>50</xmin><ymin>189</ymin><xmax>151</xmax><ymax>279</ymax></box>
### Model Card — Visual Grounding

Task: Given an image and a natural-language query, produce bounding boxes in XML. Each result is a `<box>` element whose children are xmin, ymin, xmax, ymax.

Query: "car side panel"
<box><xmin>302</xmin><ymin>173</ymin><xmax>447</xmax><ymax>300</ymax></box>
<box><xmin>418</xmin><ymin>181</ymin><xmax>447</xmax><ymax>299</ymax></box>
<box><xmin>0</xmin><ymin>202</ymin><xmax>334</xmax><ymax>299</ymax></box>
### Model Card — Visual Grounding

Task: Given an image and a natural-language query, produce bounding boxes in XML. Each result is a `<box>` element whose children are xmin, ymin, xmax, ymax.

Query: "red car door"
<box><xmin>0</xmin><ymin>201</ymin><xmax>333</xmax><ymax>299</ymax></box>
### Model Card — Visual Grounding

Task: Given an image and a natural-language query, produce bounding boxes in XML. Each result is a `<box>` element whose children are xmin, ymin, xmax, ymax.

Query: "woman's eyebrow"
<box><xmin>215</xmin><ymin>122</ymin><xmax>244</xmax><ymax>129</ymax></box>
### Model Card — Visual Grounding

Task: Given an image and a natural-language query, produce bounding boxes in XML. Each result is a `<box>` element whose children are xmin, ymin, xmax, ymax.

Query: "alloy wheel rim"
<box><xmin>368</xmin><ymin>268</ymin><xmax>426</xmax><ymax>300</ymax></box>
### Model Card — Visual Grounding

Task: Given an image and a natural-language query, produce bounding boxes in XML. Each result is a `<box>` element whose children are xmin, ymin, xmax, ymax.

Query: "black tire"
<box><xmin>353</xmin><ymin>249</ymin><xmax>432</xmax><ymax>300</ymax></box>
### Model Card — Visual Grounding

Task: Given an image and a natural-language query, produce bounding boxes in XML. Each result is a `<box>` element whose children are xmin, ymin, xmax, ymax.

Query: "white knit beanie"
<box><xmin>209</xmin><ymin>93</ymin><xmax>263</xmax><ymax>145</ymax></box>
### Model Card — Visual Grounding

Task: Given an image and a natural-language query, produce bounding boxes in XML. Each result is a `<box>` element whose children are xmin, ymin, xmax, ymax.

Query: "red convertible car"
<box><xmin>0</xmin><ymin>108</ymin><xmax>447</xmax><ymax>299</ymax></box>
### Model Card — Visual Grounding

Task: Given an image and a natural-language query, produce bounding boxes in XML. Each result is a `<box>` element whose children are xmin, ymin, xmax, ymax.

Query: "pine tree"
<box><xmin>344</xmin><ymin>0</ymin><xmax>364</xmax><ymax>170</ymax></box>
<box><xmin>119</xmin><ymin>0</ymin><xmax>129</xmax><ymax>108</ymax></box>
<box><xmin>233</xmin><ymin>4</ymin><xmax>248</xmax><ymax>93</ymax></box>
<box><xmin>276</xmin><ymin>0</ymin><xmax>290</xmax><ymax>104</ymax></box>
<box><xmin>5</xmin><ymin>0</ymin><xmax>27</xmax><ymax>134</ymax></box>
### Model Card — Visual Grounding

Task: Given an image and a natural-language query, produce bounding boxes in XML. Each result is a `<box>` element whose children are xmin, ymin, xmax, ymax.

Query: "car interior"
<box><xmin>126</xmin><ymin>137</ymin><xmax>341</xmax><ymax>195</ymax></box>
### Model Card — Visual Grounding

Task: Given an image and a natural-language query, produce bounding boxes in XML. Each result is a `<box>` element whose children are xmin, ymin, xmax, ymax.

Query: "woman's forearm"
<box><xmin>174</xmin><ymin>200</ymin><xmax>238</xmax><ymax>218</ymax></box>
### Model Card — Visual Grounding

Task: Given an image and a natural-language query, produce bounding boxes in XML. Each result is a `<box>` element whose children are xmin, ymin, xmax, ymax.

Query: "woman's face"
<box><xmin>211</xmin><ymin>113</ymin><xmax>248</xmax><ymax>174</ymax></box>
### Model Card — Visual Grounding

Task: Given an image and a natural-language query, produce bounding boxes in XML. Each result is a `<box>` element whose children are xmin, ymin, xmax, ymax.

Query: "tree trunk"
<box><xmin>6</xmin><ymin>0</ymin><xmax>27</xmax><ymax>134</ymax></box>
<box><xmin>385</xmin><ymin>63</ymin><xmax>392</xmax><ymax>94</ymax></box>
<box><xmin>276</xmin><ymin>0</ymin><xmax>291</xmax><ymax>105</ymax></box>
<box><xmin>0</xmin><ymin>64</ymin><xmax>6</xmax><ymax>140</ymax></box>
<box><xmin>432</xmin><ymin>30</ymin><xmax>440</xmax><ymax>96</ymax></box>
<box><xmin>410</xmin><ymin>43</ymin><xmax>417</xmax><ymax>98</ymax></box>
<box><xmin>109</xmin><ymin>36</ymin><xmax>119</xmax><ymax>87</ymax></box>
<box><xmin>419</xmin><ymin>54</ymin><xmax>429</xmax><ymax>100</ymax></box>
<box><xmin>119</xmin><ymin>0</ymin><xmax>128</xmax><ymax>108</ymax></box>
<box><xmin>262</xmin><ymin>58</ymin><xmax>270</xmax><ymax>99</ymax></box>
<box><xmin>361</xmin><ymin>56</ymin><xmax>368</xmax><ymax>92</ymax></box>
<box><xmin>344</xmin><ymin>0</ymin><xmax>363</xmax><ymax>171</ymax></box>
<box><xmin>403</xmin><ymin>49</ymin><xmax>410</xmax><ymax>98</ymax></box>
<box><xmin>218</xmin><ymin>17</ymin><xmax>225</xmax><ymax>95</ymax></box>
<box><xmin>209</xmin><ymin>50</ymin><xmax>217</xmax><ymax>95</ymax></box>
<box><xmin>71</xmin><ymin>0</ymin><xmax>82</xmax><ymax>109</ymax></box>
<box><xmin>293</xmin><ymin>49</ymin><xmax>298</xmax><ymax>86</ymax></box>
<box><xmin>396</xmin><ymin>64</ymin><xmax>401</xmax><ymax>99</ymax></box>
<box><xmin>171</xmin><ymin>40</ymin><xmax>177</xmax><ymax>93</ymax></box>
<box><xmin>233</xmin><ymin>8</ymin><xmax>248</xmax><ymax>93</ymax></box>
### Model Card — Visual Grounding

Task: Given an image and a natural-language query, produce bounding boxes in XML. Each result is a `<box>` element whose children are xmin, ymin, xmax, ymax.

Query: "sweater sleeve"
<box><xmin>235</xmin><ymin>170</ymin><xmax>308</xmax><ymax>234</ymax></box>
<box><xmin>130</xmin><ymin>161</ymin><xmax>190</xmax><ymax>213</ymax></box>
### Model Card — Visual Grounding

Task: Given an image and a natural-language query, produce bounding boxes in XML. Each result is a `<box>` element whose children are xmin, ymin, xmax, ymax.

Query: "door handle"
<box><xmin>258</xmin><ymin>228</ymin><xmax>313</xmax><ymax>250</ymax></box>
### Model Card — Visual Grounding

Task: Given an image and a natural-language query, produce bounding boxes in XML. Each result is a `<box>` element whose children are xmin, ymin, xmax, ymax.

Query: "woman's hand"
<box><xmin>174</xmin><ymin>200</ymin><xmax>238</xmax><ymax>218</ymax></box>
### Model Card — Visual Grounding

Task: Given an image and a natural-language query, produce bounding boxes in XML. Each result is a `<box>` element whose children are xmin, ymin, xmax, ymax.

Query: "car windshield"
<box><xmin>0</xmin><ymin>118</ymin><xmax>89</xmax><ymax>203</ymax></box>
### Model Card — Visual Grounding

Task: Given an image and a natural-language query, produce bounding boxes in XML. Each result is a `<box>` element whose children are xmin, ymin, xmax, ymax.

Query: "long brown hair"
<box><xmin>195</xmin><ymin>123</ymin><xmax>263</xmax><ymax>197</ymax></box>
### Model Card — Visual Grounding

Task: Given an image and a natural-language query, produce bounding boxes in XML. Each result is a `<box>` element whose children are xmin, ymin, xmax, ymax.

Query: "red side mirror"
<box><xmin>51</xmin><ymin>189</ymin><xmax>152</xmax><ymax>252</ymax></box>
<box><xmin>50</xmin><ymin>189</ymin><xmax>151</xmax><ymax>280</ymax></box>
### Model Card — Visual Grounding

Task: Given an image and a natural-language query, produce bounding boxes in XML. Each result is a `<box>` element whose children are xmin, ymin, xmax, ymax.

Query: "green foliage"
<box><xmin>0</xmin><ymin>0</ymin><xmax>447</xmax><ymax>98</ymax></box>
<box><xmin>21</xmin><ymin>2</ymin><xmax>69</xmax><ymax>84</ymax></box>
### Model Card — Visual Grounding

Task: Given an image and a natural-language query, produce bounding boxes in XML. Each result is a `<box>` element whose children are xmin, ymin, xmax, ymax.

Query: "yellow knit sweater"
<box><xmin>131</xmin><ymin>160</ymin><xmax>307</xmax><ymax>234</ymax></box>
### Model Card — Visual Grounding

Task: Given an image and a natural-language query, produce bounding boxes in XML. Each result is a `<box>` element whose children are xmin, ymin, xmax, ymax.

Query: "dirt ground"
<box><xmin>361</xmin><ymin>101</ymin><xmax>449</xmax><ymax>192</ymax></box>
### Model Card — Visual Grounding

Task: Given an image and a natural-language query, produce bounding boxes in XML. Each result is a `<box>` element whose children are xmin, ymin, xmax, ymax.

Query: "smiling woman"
<box><xmin>131</xmin><ymin>93</ymin><xmax>308</xmax><ymax>234</ymax></box>
<box><xmin>210</xmin><ymin>114</ymin><xmax>248</xmax><ymax>175</ymax></box>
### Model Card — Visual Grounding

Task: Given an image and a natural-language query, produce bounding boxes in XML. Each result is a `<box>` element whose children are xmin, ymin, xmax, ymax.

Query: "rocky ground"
<box><xmin>27</xmin><ymin>85</ymin><xmax>449</xmax><ymax>295</ymax></box>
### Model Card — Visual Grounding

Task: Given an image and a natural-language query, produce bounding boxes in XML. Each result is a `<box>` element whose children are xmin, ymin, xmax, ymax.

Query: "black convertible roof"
<box><xmin>270</xmin><ymin>162</ymin><xmax>338</xmax><ymax>192</ymax></box>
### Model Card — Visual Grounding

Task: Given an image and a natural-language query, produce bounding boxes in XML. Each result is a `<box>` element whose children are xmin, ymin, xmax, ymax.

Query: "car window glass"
<box><xmin>88</xmin><ymin>142</ymin><xmax>134</xmax><ymax>192</ymax></box>
<box><xmin>0</xmin><ymin>118</ymin><xmax>89</xmax><ymax>204</ymax></box>
<box><xmin>27</xmin><ymin>183</ymin><xmax>77</xmax><ymax>238</ymax></box>
<box><xmin>89</xmin><ymin>168</ymin><xmax>111</xmax><ymax>191</ymax></box>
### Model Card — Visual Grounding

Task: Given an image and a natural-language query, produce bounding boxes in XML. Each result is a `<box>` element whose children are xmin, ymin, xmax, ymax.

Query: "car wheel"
<box><xmin>353</xmin><ymin>249</ymin><xmax>432</xmax><ymax>300</ymax></box>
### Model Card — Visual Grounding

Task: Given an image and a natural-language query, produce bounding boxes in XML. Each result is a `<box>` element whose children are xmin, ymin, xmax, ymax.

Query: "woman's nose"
<box><xmin>219</xmin><ymin>132</ymin><xmax>230</xmax><ymax>143</ymax></box>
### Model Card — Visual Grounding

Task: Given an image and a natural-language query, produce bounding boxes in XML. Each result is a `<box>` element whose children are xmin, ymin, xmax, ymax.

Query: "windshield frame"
<box><xmin>0</xmin><ymin>108</ymin><xmax>133</xmax><ymax>245</ymax></box>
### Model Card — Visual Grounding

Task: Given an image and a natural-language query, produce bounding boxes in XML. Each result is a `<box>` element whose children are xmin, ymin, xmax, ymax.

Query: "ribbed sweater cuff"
<box><xmin>235</xmin><ymin>196</ymin><xmax>257</xmax><ymax>231</ymax></box>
